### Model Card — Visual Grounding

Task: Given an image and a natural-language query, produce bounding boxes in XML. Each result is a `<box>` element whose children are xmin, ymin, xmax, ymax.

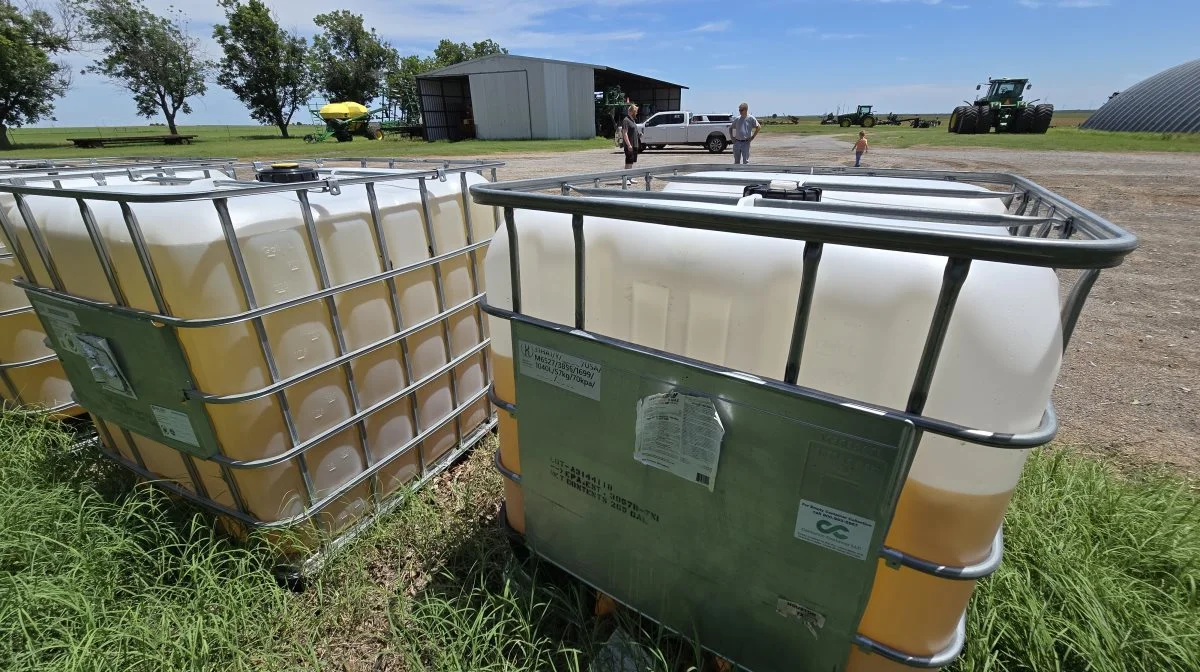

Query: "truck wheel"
<box><xmin>862</xmin><ymin>115</ymin><xmax>876</xmax><ymax>128</ymax></box>
<box><xmin>707</xmin><ymin>134</ymin><xmax>727</xmax><ymax>153</ymax></box>
<box><xmin>839</xmin><ymin>118</ymin><xmax>852</xmax><ymax>128</ymax></box>
<box><xmin>1033</xmin><ymin>104</ymin><xmax>1054</xmax><ymax>133</ymax></box>
<box><xmin>975</xmin><ymin>105</ymin><xmax>992</xmax><ymax>133</ymax></box>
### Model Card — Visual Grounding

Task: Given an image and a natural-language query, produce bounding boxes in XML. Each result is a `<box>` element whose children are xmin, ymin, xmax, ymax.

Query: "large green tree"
<box><xmin>0</xmin><ymin>1</ymin><xmax>73</xmax><ymax>150</ymax></box>
<box><xmin>81</xmin><ymin>0</ymin><xmax>211</xmax><ymax>135</ymax></box>
<box><xmin>386</xmin><ymin>38</ymin><xmax>507</xmax><ymax>124</ymax></box>
<box><xmin>310</xmin><ymin>10</ymin><xmax>396</xmax><ymax>105</ymax></box>
<box><xmin>212</xmin><ymin>0</ymin><xmax>312</xmax><ymax>138</ymax></box>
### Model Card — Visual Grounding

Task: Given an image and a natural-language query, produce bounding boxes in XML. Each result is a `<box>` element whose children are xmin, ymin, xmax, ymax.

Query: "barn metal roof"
<box><xmin>1080</xmin><ymin>58</ymin><xmax>1200</xmax><ymax>133</ymax></box>
<box><xmin>418</xmin><ymin>54</ymin><xmax>687</xmax><ymax>89</ymax></box>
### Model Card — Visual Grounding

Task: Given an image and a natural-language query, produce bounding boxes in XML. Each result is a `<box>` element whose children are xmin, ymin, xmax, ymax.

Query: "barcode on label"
<box><xmin>695</xmin><ymin>473</ymin><xmax>710</xmax><ymax>485</ymax></box>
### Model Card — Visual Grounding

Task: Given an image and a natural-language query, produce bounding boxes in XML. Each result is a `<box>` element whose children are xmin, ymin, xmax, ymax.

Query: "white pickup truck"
<box><xmin>636</xmin><ymin>111</ymin><xmax>734</xmax><ymax>153</ymax></box>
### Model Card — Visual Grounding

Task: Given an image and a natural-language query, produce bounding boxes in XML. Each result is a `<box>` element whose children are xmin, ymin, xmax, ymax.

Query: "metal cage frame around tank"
<box><xmin>0</xmin><ymin>159</ymin><xmax>240</xmax><ymax>415</ymax></box>
<box><xmin>469</xmin><ymin>163</ymin><xmax>1137</xmax><ymax>668</ymax></box>
<box><xmin>0</xmin><ymin>159</ymin><xmax>504</xmax><ymax>541</ymax></box>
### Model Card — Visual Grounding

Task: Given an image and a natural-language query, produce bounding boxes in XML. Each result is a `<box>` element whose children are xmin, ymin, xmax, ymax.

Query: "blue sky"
<box><xmin>40</xmin><ymin>0</ymin><xmax>1200</xmax><ymax>127</ymax></box>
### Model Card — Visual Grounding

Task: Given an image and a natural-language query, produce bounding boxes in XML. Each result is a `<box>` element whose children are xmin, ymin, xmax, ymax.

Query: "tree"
<box><xmin>81</xmin><ymin>0</ymin><xmax>211</xmax><ymax>135</ymax></box>
<box><xmin>431</xmin><ymin>38</ymin><xmax>506</xmax><ymax>67</ymax></box>
<box><xmin>0</xmin><ymin>1</ymin><xmax>73</xmax><ymax>150</ymax></box>
<box><xmin>310</xmin><ymin>10</ymin><xmax>396</xmax><ymax>105</ymax></box>
<box><xmin>385</xmin><ymin>38</ymin><xmax>507</xmax><ymax>124</ymax></box>
<box><xmin>212</xmin><ymin>0</ymin><xmax>312</xmax><ymax>138</ymax></box>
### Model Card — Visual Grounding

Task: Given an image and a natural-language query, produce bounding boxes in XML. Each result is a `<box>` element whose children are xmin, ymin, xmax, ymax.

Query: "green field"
<box><xmin>2</xmin><ymin>412</ymin><xmax>1197</xmax><ymax>672</ymax></box>
<box><xmin>4</xmin><ymin>109</ymin><xmax>1200</xmax><ymax>159</ymax></box>
<box><xmin>759</xmin><ymin>110</ymin><xmax>1200</xmax><ymax>152</ymax></box>
<box><xmin>0</xmin><ymin>124</ymin><xmax>612</xmax><ymax>160</ymax></box>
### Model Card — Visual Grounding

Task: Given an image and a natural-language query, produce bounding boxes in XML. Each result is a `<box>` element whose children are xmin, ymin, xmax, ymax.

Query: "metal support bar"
<box><xmin>784</xmin><ymin>242</ymin><xmax>824</xmax><ymax>384</ymax></box>
<box><xmin>572</xmin><ymin>214</ymin><xmax>585</xmax><ymax>330</ymax></box>
<box><xmin>906</xmin><ymin>258</ymin><xmax>972</xmax><ymax>415</ymax></box>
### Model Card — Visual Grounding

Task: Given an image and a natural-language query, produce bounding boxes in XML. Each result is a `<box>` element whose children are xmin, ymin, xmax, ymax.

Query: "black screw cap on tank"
<box><xmin>743</xmin><ymin>182</ymin><xmax>823</xmax><ymax>201</ymax></box>
<box><xmin>255</xmin><ymin>162</ymin><xmax>319</xmax><ymax>184</ymax></box>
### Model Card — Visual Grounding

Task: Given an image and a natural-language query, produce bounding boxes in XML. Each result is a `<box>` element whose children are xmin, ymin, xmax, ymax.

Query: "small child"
<box><xmin>854</xmin><ymin>131</ymin><xmax>869</xmax><ymax>167</ymax></box>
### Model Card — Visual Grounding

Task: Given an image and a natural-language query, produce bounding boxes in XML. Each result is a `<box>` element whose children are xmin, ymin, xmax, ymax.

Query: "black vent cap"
<box><xmin>255</xmin><ymin>162</ymin><xmax>319</xmax><ymax>184</ymax></box>
<box><xmin>743</xmin><ymin>182</ymin><xmax>823</xmax><ymax>201</ymax></box>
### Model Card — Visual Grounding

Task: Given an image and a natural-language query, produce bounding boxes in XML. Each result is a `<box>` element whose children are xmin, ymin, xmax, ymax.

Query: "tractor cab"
<box><xmin>974</xmin><ymin>78</ymin><xmax>1030</xmax><ymax>107</ymax></box>
<box><xmin>857</xmin><ymin>104</ymin><xmax>874</xmax><ymax>115</ymax></box>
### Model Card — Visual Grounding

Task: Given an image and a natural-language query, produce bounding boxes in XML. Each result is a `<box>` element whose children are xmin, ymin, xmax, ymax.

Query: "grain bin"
<box><xmin>0</xmin><ymin>160</ymin><xmax>502</xmax><ymax>555</ymax></box>
<box><xmin>473</xmin><ymin>164</ymin><xmax>1135</xmax><ymax>671</ymax></box>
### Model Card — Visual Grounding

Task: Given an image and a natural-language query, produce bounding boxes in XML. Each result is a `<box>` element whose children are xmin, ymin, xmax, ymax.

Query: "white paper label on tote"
<box><xmin>518</xmin><ymin>341</ymin><xmax>602</xmax><ymax>400</ymax></box>
<box><xmin>151</xmin><ymin>405</ymin><xmax>200</xmax><ymax>447</ymax></box>
<box><xmin>633</xmin><ymin>391</ymin><xmax>724</xmax><ymax>491</ymax></box>
<box><xmin>793</xmin><ymin>499</ymin><xmax>876</xmax><ymax>561</ymax></box>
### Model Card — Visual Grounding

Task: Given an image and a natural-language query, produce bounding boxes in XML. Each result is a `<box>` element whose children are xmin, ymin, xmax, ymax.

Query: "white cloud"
<box><xmin>1018</xmin><ymin>0</ymin><xmax>1041</xmax><ymax>6</ymax></box>
<box><xmin>691</xmin><ymin>21</ymin><xmax>731</xmax><ymax>33</ymax></box>
<box><xmin>788</xmin><ymin>26</ymin><xmax>818</xmax><ymax>35</ymax></box>
<box><xmin>950</xmin><ymin>3</ymin><xmax>970</xmax><ymax>8</ymax></box>
<box><xmin>821</xmin><ymin>32</ymin><xmax>867</xmax><ymax>40</ymax></box>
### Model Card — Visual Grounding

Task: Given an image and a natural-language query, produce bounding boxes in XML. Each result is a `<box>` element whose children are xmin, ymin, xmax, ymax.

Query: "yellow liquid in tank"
<box><xmin>492</xmin><ymin>354</ymin><xmax>523</xmax><ymax>533</ymax></box>
<box><xmin>847</xmin><ymin>481</ymin><xmax>1016</xmax><ymax>670</ymax></box>
<box><xmin>34</xmin><ymin>182</ymin><xmax>492</xmax><ymax>535</ymax></box>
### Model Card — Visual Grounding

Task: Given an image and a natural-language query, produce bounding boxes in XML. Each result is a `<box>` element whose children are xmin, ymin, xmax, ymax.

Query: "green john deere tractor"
<box><xmin>948</xmin><ymin>77</ymin><xmax>1054</xmax><ymax>134</ymax></box>
<box><xmin>836</xmin><ymin>104</ymin><xmax>877</xmax><ymax>128</ymax></box>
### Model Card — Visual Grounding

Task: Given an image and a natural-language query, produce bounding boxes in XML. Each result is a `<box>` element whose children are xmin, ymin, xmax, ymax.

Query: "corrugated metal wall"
<box><xmin>470</xmin><ymin>71</ymin><xmax>533</xmax><ymax>140</ymax></box>
<box><xmin>568</xmin><ymin>66</ymin><xmax>596</xmax><ymax>138</ymax></box>
<box><xmin>418</xmin><ymin>77</ymin><xmax>472</xmax><ymax>141</ymax></box>
<box><xmin>1081</xmin><ymin>59</ymin><xmax>1200</xmax><ymax>133</ymax></box>
<box><xmin>542</xmin><ymin>62</ymin><xmax>570</xmax><ymax>139</ymax></box>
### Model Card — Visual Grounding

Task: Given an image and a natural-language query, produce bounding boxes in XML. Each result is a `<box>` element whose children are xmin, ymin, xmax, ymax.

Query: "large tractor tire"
<box><xmin>957</xmin><ymin>107</ymin><xmax>979</xmax><ymax>135</ymax></box>
<box><xmin>1015</xmin><ymin>106</ymin><xmax>1036</xmax><ymax>133</ymax></box>
<box><xmin>975</xmin><ymin>105</ymin><xmax>993</xmax><ymax>134</ymax></box>
<box><xmin>862</xmin><ymin>115</ymin><xmax>876</xmax><ymax>128</ymax></box>
<box><xmin>1033</xmin><ymin>104</ymin><xmax>1054</xmax><ymax>133</ymax></box>
<box><xmin>839</xmin><ymin>117</ymin><xmax>853</xmax><ymax>128</ymax></box>
<box><xmin>948</xmin><ymin>106</ymin><xmax>966</xmax><ymax>133</ymax></box>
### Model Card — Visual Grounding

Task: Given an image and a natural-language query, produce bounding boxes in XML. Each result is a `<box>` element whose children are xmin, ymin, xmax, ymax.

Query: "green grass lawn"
<box><xmin>758</xmin><ymin>110</ymin><xmax>1200</xmax><ymax>152</ymax></box>
<box><xmin>0</xmin><ymin>125</ymin><xmax>612</xmax><ymax>160</ymax></box>
<box><xmin>1</xmin><ymin>411</ymin><xmax>1197</xmax><ymax>672</ymax></box>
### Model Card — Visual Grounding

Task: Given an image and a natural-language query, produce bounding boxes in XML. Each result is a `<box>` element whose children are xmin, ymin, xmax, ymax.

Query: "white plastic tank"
<box><xmin>0</xmin><ymin>167</ymin><xmax>234</xmax><ymax>415</ymax></box>
<box><xmin>11</xmin><ymin>169</ymin><xmax>495</xmax><ymax>535</ymax></box>
<box><xmin>485</xmin><ymin>184</ymin><xmax>1060</xmax><ymax>669</ymax></box>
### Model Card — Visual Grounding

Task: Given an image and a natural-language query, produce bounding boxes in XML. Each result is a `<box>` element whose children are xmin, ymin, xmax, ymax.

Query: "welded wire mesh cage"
<box><xmin>0</xmin><ymin>159</ymin><xmax>504</xmax><ymax>568</ymax></box>
<box><xmin>470</xmin><ymin>164</ymin><xmax>1137</xmax><ymax>670</ymax></box>
<box><xmin>0</xmin><ymin>160</ymin><xmax>241</xmax><ymax>416</ymax></box>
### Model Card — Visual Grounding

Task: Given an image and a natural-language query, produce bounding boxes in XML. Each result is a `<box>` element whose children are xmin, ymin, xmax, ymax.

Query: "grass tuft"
<box><xmin>956</xmin><ymin>449</ymin><xmax>1200</xmax><ymax>672</ymax></box>
<box><xmin>1</xmin><ymin>410</ymin><xmax>1196</xmax><ymax>671</ymax></box>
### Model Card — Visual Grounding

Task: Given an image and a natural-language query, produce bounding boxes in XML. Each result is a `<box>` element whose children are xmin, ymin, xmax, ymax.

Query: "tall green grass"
<box><xmin>957</xmin><ymin>450</ymin><xmax>1199</xmax><ymax>672</ymax></box>
<box><xmin>1</xmin><ymin>410</ymin><xmax>1196</xmax><ymax>671</ymax></box>
<box><xmin>0</xmin><ymin>413</ymin><xmax>292</xmax><ymax>671</ymax></box>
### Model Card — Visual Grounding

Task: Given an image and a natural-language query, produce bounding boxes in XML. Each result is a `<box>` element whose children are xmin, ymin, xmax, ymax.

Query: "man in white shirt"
<box><xmin>729</xmin><ymin>102</ymin><xmax>760</xmax><ymax>165</ymax></box>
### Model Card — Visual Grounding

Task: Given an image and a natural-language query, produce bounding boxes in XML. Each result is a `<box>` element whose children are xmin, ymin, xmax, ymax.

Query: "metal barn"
<box><xmin>416</xmin><ymin>54</ymin><xmax>686</xmax><ymax>141</ymax></box>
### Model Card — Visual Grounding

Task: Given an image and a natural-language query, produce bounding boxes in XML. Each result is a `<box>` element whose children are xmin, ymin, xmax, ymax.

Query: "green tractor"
<box><xmin>836</xmin><ymin>105</ymin><xmax>877</xmax><ymax>128</ymax></box>
<box><xmin>948</xmin><ymin>77</ymin><xmax>1053</xmax><ymax>134</ymax></box>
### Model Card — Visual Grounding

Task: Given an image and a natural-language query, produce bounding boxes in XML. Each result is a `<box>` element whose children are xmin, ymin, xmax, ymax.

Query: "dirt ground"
<box><xmin>477</xmin><ymin>134</ymin><xmax>1199</xmax><ymax>472</ymax></box>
